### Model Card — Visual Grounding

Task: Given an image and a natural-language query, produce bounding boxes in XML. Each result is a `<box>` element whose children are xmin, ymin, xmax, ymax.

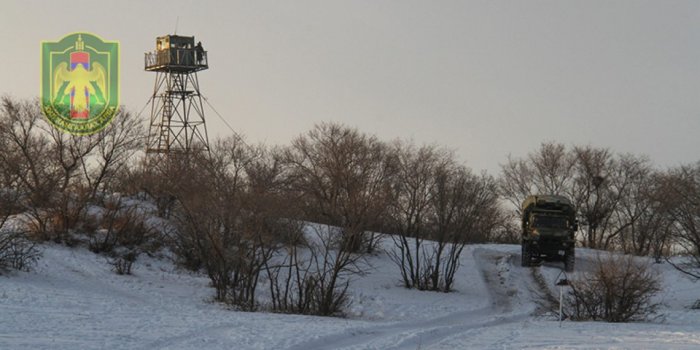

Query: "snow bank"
<box><xmin>1</xmin><ymin>240</ymin><xmax>700</xmax><ymax>349</ymax></box>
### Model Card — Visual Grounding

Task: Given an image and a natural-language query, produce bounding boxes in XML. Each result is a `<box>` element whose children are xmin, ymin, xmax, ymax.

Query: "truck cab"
<box><xmin>521</xmin><ymin>195</ymin><xmax>577</xmax><ymax>271</ymax></box>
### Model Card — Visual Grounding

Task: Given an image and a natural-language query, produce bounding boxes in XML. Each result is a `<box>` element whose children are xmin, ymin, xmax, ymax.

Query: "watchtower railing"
<box><xmin>145</xmin><ymin>49</ymin><xmax>208</xmax><ymax>71</ymax></box>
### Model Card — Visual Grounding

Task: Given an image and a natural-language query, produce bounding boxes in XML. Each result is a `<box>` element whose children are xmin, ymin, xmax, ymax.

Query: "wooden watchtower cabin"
<box><xmin>145</xmin><ymin>35</ymin><xmax>208</xmax><ymax>72</ymax></box>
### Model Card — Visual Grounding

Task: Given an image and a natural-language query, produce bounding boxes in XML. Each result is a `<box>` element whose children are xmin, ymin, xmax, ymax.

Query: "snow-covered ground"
<box><xmin>2</xmin><ymin>239</ymin><xmax>700</xmax><ymax>349</ymax></box>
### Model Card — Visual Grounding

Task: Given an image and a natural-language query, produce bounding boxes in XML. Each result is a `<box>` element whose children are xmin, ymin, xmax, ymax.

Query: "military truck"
<box><xmin>521</xmin><ymin>195</ymin><xmax>577</xmax><ymax>271</ymax></box>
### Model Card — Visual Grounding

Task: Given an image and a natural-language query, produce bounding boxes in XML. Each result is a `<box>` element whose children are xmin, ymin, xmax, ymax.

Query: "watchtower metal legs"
<box><xmin>146</xmin><ymin>71</ymin><xmax>210</xmax><ymax>155</ymax></box>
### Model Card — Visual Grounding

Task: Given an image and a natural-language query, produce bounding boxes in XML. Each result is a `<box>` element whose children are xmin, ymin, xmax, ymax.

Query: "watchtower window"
<box><xmin>157</xmin><ymin>37</ymin><xmax>168</xmax><ymax>51</ymax></box>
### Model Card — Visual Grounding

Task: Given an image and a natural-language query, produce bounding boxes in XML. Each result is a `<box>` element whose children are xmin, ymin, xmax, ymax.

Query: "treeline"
<box><xmin>1</xmin><ymin>97</ymin><xmax>699</xmax><ymax>314</ymax></box>
<box><xmin>0</xmin><ymin>98</ymin><xmax>502</xmax><ymax>314</ymax></box>
<box><xmin>500</xmin><ymin>142</ymin><xmax>700</xmax><ymax>278</ymax></box>
<box><xmin>502</xmin><ymin>145</ymin><xmax>700</xmax><ymax>322</ymax></box>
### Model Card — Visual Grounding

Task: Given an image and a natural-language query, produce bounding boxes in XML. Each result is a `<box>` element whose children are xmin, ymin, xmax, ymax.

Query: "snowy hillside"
<box><xmin>2</xmin><ymin>240</ymin><xmax>700</xmax><ymax>349</ymax></box>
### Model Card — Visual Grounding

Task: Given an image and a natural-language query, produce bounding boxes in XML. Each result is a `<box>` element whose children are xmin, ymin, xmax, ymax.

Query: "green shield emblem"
<box><xmin>41</xmin><ymin>32</ymin><xmax>119</xmax><ymax>135</ymax></box>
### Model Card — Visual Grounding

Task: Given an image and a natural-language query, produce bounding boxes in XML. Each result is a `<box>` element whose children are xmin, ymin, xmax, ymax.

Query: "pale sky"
<box><xmin>1</xmin><ymin>0</ymin><xmax>699</xmax><ymax>174</ymax></box>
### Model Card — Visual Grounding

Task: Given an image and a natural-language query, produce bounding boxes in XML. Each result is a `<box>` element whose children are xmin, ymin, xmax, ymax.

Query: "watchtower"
<box><xmin>145</xmin><ymin>35</ymin><xmax>210</xmax><ymax>155</ymax></box>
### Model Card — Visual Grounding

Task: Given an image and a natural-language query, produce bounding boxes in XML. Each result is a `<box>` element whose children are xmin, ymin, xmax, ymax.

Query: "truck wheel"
<box><xmin>564</xmin><ymin>249</ymin><xmax>575</xmax><ymax>272</ymax></box>
<box><xmin>521</xmin><ymin>243</ymin><xmax>531</xmax><ymax>267</ymax></box>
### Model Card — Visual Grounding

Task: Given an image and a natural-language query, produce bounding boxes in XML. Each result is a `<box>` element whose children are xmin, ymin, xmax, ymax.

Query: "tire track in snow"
<box><xmin>529</xmin><ymin>266</ymin><xmax>559</xmax><ymax>315</ymax></box>
<box><xmin>472</xmin><ymin>249</ymin><xmax>519</xmax><ymax>312</ymax></box>
<box><xmin>286</xmin><ymin>248</ymin><xmax>531</xmax><ymax>350</ymax></box>
<box><xmin>525</xmin><ymin>251</ymin><xmax>599</xmax><ymax>317</ymax></box>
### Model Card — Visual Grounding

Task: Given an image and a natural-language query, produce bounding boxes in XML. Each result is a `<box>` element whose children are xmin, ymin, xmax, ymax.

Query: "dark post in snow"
<box><xmin>556</xmin><ymin>273</ymin><xmax>570</xmax><ymax>327</ymax></box>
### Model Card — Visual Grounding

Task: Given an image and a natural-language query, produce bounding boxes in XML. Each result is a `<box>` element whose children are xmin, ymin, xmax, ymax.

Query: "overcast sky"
<box><xmin>1</xmin><ymin>0</ymin><xmax>699</xmax><ymax>174</ymax></box>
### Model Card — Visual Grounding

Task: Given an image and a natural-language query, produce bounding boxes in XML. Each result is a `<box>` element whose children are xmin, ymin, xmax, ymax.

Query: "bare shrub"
<box><xmin>563</xmin><ymin>254</ymin><xmax>663</xmax><ymax>322</ymax></box>
<box><xmin>81</xmin><ymin>196</ymin><xmax>159</xmax><ymax>275</ymax></box>
<box><xmin>137</xmin><ymin>156</ymin><xmax>205</xmax><ymax>270</ymax></box>
<box><xmin>266</xmin><ymin>224</ymin><xmax>366</xmax><ymax>316</ymax></box>
<box><xmin>123</xmin><ymin>156</ymin><xmax>183</xmax><ymax>219</ymax></box>
<box><xmin>37</xmin><ymin>187</ymin><xmax>92</xmax><ymax>245</ymax></box>
<box><xmin>109</xmin><ymin>249</ymin><xmax>138</xmax><ymax>275</ymax></box>
<box><xmin>264</xmin><ymin>223</ymin><xmax>317</xmax><ymax>315</ymax></box>
<box><xmin>307</xmin><ymin>224</ymin><xmax>367</xmax><ymax>315</ymax></box>
<box><xmin>88</xmin><ymin>197</ymin><xmax>157</xmax><ymax>253</ymax></box>
<box><xmin>0</xmin><ymin>230</ymin><xmax>40</xmax><ymax>273</ymax></box>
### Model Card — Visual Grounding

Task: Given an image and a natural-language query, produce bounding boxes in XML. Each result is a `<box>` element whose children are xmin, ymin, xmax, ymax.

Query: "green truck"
<box><xmin>521</xmin><ymin>195</ymin><xmax>577</xmax><ymax>271</ymax></box>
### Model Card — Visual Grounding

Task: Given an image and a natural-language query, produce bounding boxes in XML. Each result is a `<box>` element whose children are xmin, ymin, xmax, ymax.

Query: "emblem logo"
<box><xmin>41</xmin><ymin>32</ymin><xmax>119</xmax><ymax>135</ymax></box>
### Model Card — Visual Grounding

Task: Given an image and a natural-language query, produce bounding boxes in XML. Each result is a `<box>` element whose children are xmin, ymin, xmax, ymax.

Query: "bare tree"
<box><xmin>663</xmin><ymin>164</ymin><xmax>700</xmax><ymax>279</ymax></box>
<box><xmin>243</xmin><ymin>146</ymin><xmax>309</xmax><ymax>312</ymax></box>
<box><xmin>617</xmin><ymin>169</ymin><xmax>673</xmax><ymax>259</ymax></box>
<box><xmin>387</xmin><ymin>143</ymin><xmax>449</xmax><ymax>289</ymax></box>
<box><xmin>499</xmin><ymin>142</ymin><xmax>575</xmax><ymax>216</ymax></box>
<box><xmin>428</xmin><ymin>166</ymin><xmax>500</xmax><ymax>291</ymax></box>
<box><xmin>567</xmin><ymin>146</ymin><xmax>620</xmax><ymax>249</ymax></box>
<box><xmin>593</xmin><ymin>154</ymin><xmax>655</xmax><ymax>250</ymax></box>
<box><xmin>0</xmin><ymin>98</ymin><xmax>57</xmax><ymax>205</ymax></box>
<box><xmin>80</xmin><ymin>109</ymin><xmax>145</xmax><ymax>201</ymax></box>
<box><xmin>285</xmin><ymin>122</ymin><xmax>395</xmax><ymax>253</ymax></box>
<box><xmin>258</xmin><ymin>177</ymin><xmax>366</xmax><ymax>316</ymax></box>
<box><xmin>38</xmin><ymin>119</ymin><xmax>99</xmax><ymax>242</ymax></box>
<box><xmin>170</xmin><ymin>137</ymin><xmax>279</xmax><ymax>310</ymax></box>
<box><xmin>0</xmin><ymin>97</ymin><xmax>60</xmax><ymax>240</ymax></box>
<box><xmin>44</xmin><ymin>123</ymin><xmax>100</xmax><ymax>193</ymax></box>
<box><xmin>569</xmin><ymin>151</ymin><xmax>658</xmax><ymax>251</ymax></box>
<box><xmin>0</xmin><ymin>97</ymin><xmax>41</xmax><ymax>271</ymax></box>
<box><xmin>389</xmin><ymin>142</ymin><xmax>500</xmax><ymax>292</ymax></box>
<box><xmin>248</xmin><ymin>150</ymin><xmax>317</xmax><ymax>314</ymax></box>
